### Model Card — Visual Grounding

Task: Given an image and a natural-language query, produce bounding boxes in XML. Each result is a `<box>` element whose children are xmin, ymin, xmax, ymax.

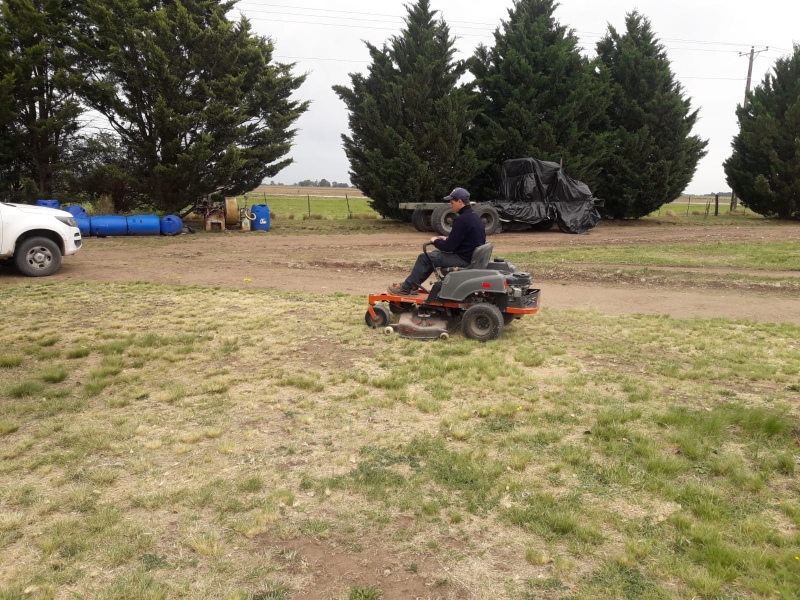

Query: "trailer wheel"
<box><xmin>411</xmin><ymin>209</ymin><xmax>434</xmax><ymax>232</ymax></box>
<box><xmin>531</xmin><ymin>219</ymin><xmax>555</xmax><ymax>231</ymax></box>
<box><xmin>431</xmin><ymin>204</ymin><xmax>457</xmax><ymax>235</ymax></box>
<box><xmin>462</xmin><ymin>304</ymin><xmax>504</xmax><ymax>342</ymax></box>
<box><xmin>365</xmin><ymin>305</ymin><xmax>391</xmax><ymax>328</ymax></box>
<box><xmin>477</xmin><ymin>205</ymin><xmax>501</xmax><ymax>235</ymax></box>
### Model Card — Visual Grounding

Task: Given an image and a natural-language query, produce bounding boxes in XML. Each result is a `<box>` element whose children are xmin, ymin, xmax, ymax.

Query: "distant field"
<box><xmin>248</xmin><ymin>185</ymin><xmax>363</xmax><ymax>198</ymax></box>
<box><xmin>650</xmin><ymin>196</ymin><xmax>761</xmax><ymax>218</ymax></box>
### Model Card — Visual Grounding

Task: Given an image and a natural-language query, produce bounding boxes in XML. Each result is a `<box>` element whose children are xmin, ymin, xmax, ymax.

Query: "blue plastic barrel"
<box><xmin>160</xmin><ymin>215</ymin><xmax>183</xmax><ymax>236</ymax></box>
<box><xmin>66</xmin><ymin>205</ymin><xmax>88</xmax><ymax>218</ymax></box>
<box><xmin>126</xmin><ymin>215</ymin><xmax>160</xmax><ymax>236</ymax></box>
<box><xmin>36</xmin><ymin>199</ymin><xmax>60</xmax><ymax>209</ymax></box>
<box><xmin>251</xmin><ymin>204</ymin><xmax>270</xmax><ymax>231</ymax></box>
<box><xmin>90</xmin><ymin>215</ymin><xmax>127</xmax><ymax>237</ymax></box>
<box><xmin>74</xmin><ymin>216</ymin><xmax>90</xmax><ymax>236</ymax></box>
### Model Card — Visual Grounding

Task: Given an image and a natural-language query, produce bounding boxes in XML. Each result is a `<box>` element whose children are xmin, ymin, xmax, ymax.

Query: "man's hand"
<box><xmin>430</xmin><ymin>235</ymin><xmax>446</xmax><ymax>243</ymax></box>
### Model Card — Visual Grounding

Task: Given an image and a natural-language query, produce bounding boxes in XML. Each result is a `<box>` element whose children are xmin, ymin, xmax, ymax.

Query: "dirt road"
<box><xmin>3</xmin><ymin>222</ymin><xmax>799</xmax><ymax>325</ymax></box>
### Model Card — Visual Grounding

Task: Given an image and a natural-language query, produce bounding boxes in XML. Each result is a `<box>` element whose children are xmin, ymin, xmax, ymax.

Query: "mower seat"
<box><xmin>440</xmin><ymin>243</ymin><xmax>494</xmax><ymax>275</ymax></box>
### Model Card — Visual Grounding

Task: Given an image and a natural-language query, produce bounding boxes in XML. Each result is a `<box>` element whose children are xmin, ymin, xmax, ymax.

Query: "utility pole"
<box><xmin>731</xmin><ymin>46</ymin><xmax>769</xmax><ymax>210</ymax></box>
<box><xmin>741</xmin><ymin>46</ymin><xmax>768</xmax><ymax>107</ymax></box>
<box><xmin>743</xmin><ymin>46</ymin><xmax>755</xmax><ymax>108</ymax></box>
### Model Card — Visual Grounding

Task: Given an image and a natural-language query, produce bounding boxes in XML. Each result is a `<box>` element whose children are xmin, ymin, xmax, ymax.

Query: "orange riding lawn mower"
<box><xmin>365</xmin><ymin>243</ymin><xmax>541</xmax><ymax>341</ymax></box>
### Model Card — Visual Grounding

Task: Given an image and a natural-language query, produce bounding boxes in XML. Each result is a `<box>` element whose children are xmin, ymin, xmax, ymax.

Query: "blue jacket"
<box><xmin>433</xmin><ymin>205</ymin><xmax>486</xmax><ymax>262</ymax></box>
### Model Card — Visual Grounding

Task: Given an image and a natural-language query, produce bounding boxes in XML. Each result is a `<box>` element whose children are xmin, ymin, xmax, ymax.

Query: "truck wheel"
<box><xmin>14</xmin><ymin>236</ymin><xmax>62</xmax><ymax>277</ymax></box>
<box><xmin>411</xmin><ymin>209</ymin><xmax>434</xmax><ymax>232</ymax></box>
<box><xmin>431</xmin><ymin>204</ymin><xmax>457</xmax><ymax>235</ymax></box>
<box><xmin>477</xmin><ymin>205</ymin><xmax>501</xmax><ymax>235</ymax></box>
<box><xmin>462</xmin><ymin>304</ymin><xmax>504</xmax><ymax>342</ymax></box>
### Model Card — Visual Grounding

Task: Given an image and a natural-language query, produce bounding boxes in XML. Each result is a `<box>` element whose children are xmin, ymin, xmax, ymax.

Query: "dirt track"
<box><xmin>3</xmin><ymin>222</ymin><xmax>800</xmax><ymax>325</ymax></box>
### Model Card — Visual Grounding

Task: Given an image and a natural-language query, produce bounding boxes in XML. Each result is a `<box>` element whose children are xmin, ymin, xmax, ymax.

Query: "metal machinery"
<box><xmin>365</xmin><ymin>243</ymin><xmax>540</xmax><ymax>341</ymax></box>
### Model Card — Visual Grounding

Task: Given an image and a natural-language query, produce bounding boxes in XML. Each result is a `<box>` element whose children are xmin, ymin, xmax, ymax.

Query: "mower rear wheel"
<box><xmin>365</xmin><ymin>305</ymin><xmax>391</xmax><ymax>329</ymax></box>
<box><xmin>462</xmin><ymin>304</ymin><xmax>504</xmax><ymax>342</ymax></box>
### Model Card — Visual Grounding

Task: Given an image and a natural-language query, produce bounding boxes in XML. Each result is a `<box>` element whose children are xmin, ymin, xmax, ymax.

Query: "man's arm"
<box><xmin>431</xmin><ymin>225</ymin><xmax>466</xmax><ymax>252</ymax></box>
<box><xmin>433</xmin><ymin>218</ymin><xmax>467</xmax><ymax>252</ymax></box>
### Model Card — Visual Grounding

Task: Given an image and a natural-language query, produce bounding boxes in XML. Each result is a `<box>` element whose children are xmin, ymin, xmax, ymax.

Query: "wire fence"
<box><xmin>238</xmin><ymin>192</ymin><xmax>378</xmax><ymax>220</ymax></box>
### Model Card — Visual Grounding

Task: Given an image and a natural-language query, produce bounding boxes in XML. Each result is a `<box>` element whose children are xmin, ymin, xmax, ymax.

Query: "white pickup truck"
<box><xmin>0</xmin><ymin>202</ymin><xmax>83</xmax><ymax>276</ymax></box>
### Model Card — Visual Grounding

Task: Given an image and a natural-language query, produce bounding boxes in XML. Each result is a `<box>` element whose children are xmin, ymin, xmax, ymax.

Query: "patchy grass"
<box><xmin>0</xmin><ymin>282</ymin><xmax>797</xmax><ymax>599</ymax></box>
<box><xmin>509</xmin><ymin>241</ymin><xmax>800</xmax><ymax>271</ymax></box>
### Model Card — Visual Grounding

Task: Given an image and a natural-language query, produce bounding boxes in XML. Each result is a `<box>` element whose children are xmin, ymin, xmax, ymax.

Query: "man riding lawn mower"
<box><xmin>365</xmin><ymin>188</ymin><xmax>541</xmax><ymax>341</ymax></box>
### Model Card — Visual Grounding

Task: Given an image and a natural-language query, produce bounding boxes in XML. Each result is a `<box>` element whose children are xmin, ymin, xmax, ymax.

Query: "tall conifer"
<box><xmin>75</xmin><ymin>0</ymin><xmax>307</xmax><ymax>213</ymax></box>
<box><xmin>468</xmin><ymin>0</ymin><xmax>610</xmax><ymax>199</ymax></box>
<box><xmin>595</xmin><ymin>12</ymin><xmax>707</xmax><ymax>219</ymax></box>
<box><xmin>333</xmin><ymin>0</ymin><xmax>479</xmax><ymax>219</ymax></box>
<box><xmin>724</xmin><ymin>45</ymin><xmax>800</xmax><ymax>219</ymax></box>
<box><xmin>0</xmin><ymin>0</ymin><xmax>82</xmax><ymax>199</ymax></box>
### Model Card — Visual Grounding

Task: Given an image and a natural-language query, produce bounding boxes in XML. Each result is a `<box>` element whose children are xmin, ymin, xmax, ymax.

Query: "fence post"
<box><xmin>346</xmin><ymin>194</ymin><xmax>352</xmax><ymax>218</ymax></box>
<box><xmin>307</xmin><ymin>194</ymin><xmax>311</xmax><ymax>217</ymax></box>
<box><xmin>686</xmin><ymin>196</ymin><xmax>691</xmax><ymax>216</ymax></box>
<box><xmin>714</xmin><ymin>193</ymin><xmax>719</xmax><ymax>216</ymax></box>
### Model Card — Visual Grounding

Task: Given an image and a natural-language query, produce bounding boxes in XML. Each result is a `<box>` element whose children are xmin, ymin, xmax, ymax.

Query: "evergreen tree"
<box><xmin>62</xmin><ymin>132</ymin><xmax>147</xmax><ymax>212</ymax></box>
<box><xmin>74</xmin><ymin>0</ymin><xmax>308</xmax><ymax>213</ymax></box>
<box><xmin>0</xmin><ymin>0</ymin><xmax>82</xmax><ymax>200</ymax></box>
<box><xmin>468</xmin><ymin>0</ymin><xmax>610</xmax><ymax>200</ymax></box>
<box><xmin>594</xmin><ymin>11</ymin><xmax>707</xmax><ymax>219</ymax></box>
<box><xmin>333</xmin><ymin>0</ymin><xmax>480</xmax><ymax>220</ymax></box>
<box><xmin>724</xmin><ymin>44</ymin><xmax>800</xmax><ymax>219</ymax></box>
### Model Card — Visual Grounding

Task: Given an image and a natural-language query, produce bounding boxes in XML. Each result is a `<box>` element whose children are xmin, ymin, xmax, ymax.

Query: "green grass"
<box><xmin>0</xmin><ymin>281</ymin><xmax>797</xmax><ymax>599</ymax></box>
<box><xmin>508</xmin><ymin>241</ymin><xmax>800</xmax><ymax>271</ymax></box>
<box><xmin>240</xmin><ymin>193</ymin><xmax>378</xmax><ymax>220</ymax></box>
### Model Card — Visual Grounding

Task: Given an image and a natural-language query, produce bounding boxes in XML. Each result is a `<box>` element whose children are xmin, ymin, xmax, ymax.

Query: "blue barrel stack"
<box><xmin>160</xmin><ymin>215</ymin><xmax>183</xmax><ymax>235</ymax></box>
<box><xmin>59</xmin><ymin>205</ymin><xmax>183</xmax><ymax>237</ymax></box>
<box><xmin>36</xmin><ymin>199</ymin><xmax>61</xmax><ymax>209</ymax></box>
<box><xmin>90</xmin><ymin>215</ymin><xmax>128</xmax><ymax>237</ymax></box>
<box><xmin>126</xmin><ymin>215</ymin><xmax>161</xmax><ymax>236</ymax></box>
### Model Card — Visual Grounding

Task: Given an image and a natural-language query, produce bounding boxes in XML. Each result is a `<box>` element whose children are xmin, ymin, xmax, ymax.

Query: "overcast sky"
<box><xmin>233</xmin><ymin>0</ymin><xmax>798</xmax><ymax>195</ymax></box>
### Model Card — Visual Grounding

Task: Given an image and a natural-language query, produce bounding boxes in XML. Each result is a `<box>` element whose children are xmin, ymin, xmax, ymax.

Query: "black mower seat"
<box><xmin>440</xmin><ymin>243</ymin><xmax>494</xmax><ymax>274</ymax></box>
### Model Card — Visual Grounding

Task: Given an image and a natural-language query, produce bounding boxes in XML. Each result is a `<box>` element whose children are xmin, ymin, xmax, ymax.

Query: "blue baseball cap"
<box><xmin>443</xmin><ymin>187</ymin><xmax>470</xmax><ymax>202</ymax></box>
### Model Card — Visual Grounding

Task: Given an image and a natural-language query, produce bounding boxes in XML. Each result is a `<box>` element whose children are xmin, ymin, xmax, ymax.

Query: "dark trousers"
<box><xmin>403</xmin><ymin>250</ymin><xmax>469</xmax><ymax>290</ymax></box>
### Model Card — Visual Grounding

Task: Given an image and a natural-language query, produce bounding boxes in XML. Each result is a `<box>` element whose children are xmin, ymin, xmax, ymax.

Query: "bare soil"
<box><xmin>5</xmin><ymin>221</ymin><xmax>799</xmax><ymax>325</ymax></box>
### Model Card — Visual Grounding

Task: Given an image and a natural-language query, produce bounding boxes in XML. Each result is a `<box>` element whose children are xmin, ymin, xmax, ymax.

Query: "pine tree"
<box><xmin>0</xmin><ymin>0</ymin><xmax>82</xmax><ymax>200</ymax></box>
<box><xmin>74</xmin><ymin>0</ymin><xmax>308</xmax><ymax>213</ymax></box>
<box><xmin>724</xmin><ymin>45</ymin><xmax>800</xmax><ymax>219</ymax></box>
<box><xmin>333</xmin><ymin>0</ymin><xmax>479</xmax><ymax>220</ymax></box>
<box><xmin>594</xmin><ymin>12</ymin><xmax>707</xmax><ymax>219</ymax></box>
<box><xmin>468</xmin><ymin>0</ymin><xmax>610</xmax><ymax>200</ymax></box>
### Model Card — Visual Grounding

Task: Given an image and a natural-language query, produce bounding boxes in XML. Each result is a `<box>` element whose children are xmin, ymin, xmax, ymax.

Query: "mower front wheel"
<box><xmin>365</xmin><ymin>305</ymin><xmax>391</xmax><ymax>329</ymax></box>
<box><xmin>462</xmin><ymin>304</ymin><xmax>504</xmax><ymax>342</ymax></box>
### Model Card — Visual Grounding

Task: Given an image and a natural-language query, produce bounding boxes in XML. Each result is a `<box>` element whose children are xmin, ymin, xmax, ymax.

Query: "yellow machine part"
<box><xmin>225</xmin><ymin>197</ymin><xmax>240</xmax><ymax>226</ymax></box>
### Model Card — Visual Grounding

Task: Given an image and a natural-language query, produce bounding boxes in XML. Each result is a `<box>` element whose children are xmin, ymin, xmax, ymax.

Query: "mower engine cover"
<box><xmin>437</xmin><ymin>269</ymin><xmax>510</xmax><ymax>302</ymax></box>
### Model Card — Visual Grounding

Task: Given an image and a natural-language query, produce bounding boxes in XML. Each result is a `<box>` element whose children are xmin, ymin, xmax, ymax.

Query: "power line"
<box><xmin>235</xmin><ymin>2</ymin><xmax>500</xmax><ymax>27</ymax></box>
<box><xmin>235</xmin><ymin>3</ymin><xmax>778</xmax><ymax>53</ymax></box>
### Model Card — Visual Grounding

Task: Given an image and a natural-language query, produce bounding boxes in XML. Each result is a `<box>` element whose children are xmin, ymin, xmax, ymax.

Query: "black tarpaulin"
<box><xmin>492</xmin><ymin>157</ymin><xmax>602</xmax><ymax>234</ymax></box>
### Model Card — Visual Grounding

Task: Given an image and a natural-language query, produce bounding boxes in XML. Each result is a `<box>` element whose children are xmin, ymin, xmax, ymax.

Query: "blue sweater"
<box><xmin>433</xmin><ymin>205</ymin><xmax>486</xmax><ymax>262</ymax></box>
